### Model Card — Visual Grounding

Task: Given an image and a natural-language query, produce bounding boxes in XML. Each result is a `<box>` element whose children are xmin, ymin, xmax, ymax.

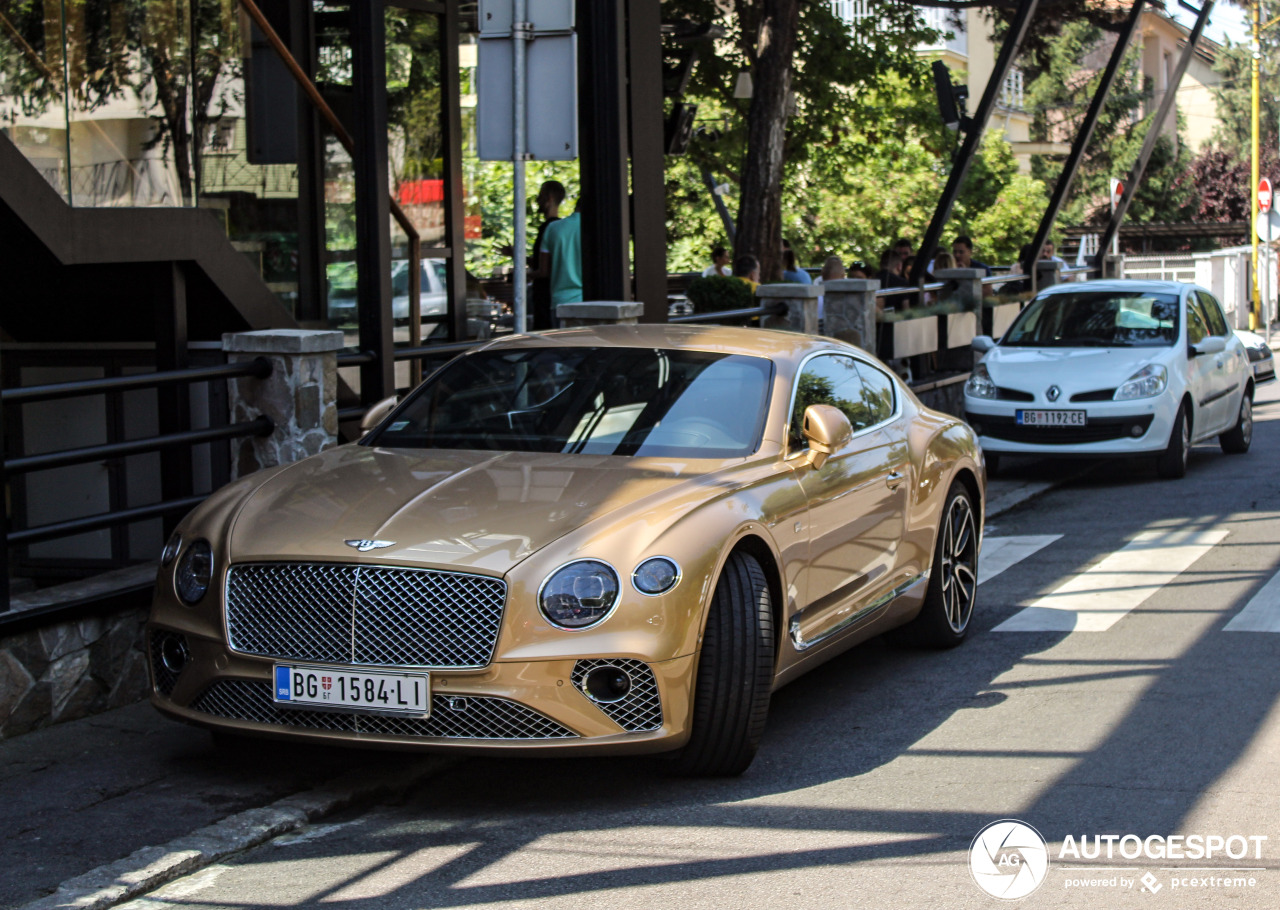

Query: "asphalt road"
<box><xmin>110</xmin><ymin>381</ymin><xmax>1280</xmax><ymax>909</ymax></box>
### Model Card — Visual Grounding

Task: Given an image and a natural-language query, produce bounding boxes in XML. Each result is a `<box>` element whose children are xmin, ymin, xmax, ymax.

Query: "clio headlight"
<box><xmin>175</xmin><ymin>539</ymin><xmax>214</xmax><ymax>605</ymax></box>
<box><xmin>539</xmin><ymin>560</ymin><xmax>620</xmax><ymax>629</ymax></box>
<box><xmin>1113</xmin><ymin>364</ymin><xmax>1168</xmax><ymax>401</ymax></box>
<box><xmin>965</xmin><ymin>363</ymin><xmax>998</xmax><ymax>399</ymax></box>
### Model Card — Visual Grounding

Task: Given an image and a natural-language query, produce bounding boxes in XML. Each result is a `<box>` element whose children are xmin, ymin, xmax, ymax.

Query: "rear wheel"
<box><xmin>1220</xmin><ymin>392</ymin><xmax>1253</xmax><ymax>454</ymax></box>
<box><xmin>671</xmin><ymin>551</ymin><xmax>774</xmax><ymax>777</ymax></box>
<box><xmin>1156</xmin><ymin>402</ymin><xmax>1190</xmax><ymax>479</ymax></box>
<box><xmin>891</xmin><ymin>484</ymin><xmax>978</xmax><ymax>649</ymax></box>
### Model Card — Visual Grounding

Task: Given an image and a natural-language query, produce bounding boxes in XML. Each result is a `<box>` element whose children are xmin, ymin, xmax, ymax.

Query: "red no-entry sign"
<box><xmin>1260</xmin><ymin>178</ymin><xmax>1273</xmax><ymax>214</ymax></box>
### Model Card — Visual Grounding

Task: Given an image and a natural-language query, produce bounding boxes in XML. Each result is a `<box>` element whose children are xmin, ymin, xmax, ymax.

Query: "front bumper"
<box><xmin>964</xmin><ymin>395</ymin><xmax>1175</xmax><ymax>456</ymax></box>
<box><xmin>148</xmin><ymin>626</ymin><xmax>695</xmax><ymax>755</ymax></box>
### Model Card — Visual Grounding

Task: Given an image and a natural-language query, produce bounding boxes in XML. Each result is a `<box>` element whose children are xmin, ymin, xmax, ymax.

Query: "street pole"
<box><xmin>1253</xmin><ymin>0</ymin><xmax>1262</xmax><ymax>330</ymax></box>
<box><xmin>512</xmin><ymin>0</ymin><xmax>530</xmax><ymax>334</ymax></box>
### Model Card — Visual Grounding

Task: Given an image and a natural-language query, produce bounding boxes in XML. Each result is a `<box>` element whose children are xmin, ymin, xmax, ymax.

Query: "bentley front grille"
<box><xmin>190</xmin><ymin>680</ymin><xmax>577</xmax><ymax>740</ymax></box>
<box><xmin>225</xmin><ymin>563</ymin><xmax>506</xmax><ymax>669</ymax></box>
<box><xmin>571</xmin><ymin>659</ymin><xmax>664</xmax><ymax>733</ymax></box>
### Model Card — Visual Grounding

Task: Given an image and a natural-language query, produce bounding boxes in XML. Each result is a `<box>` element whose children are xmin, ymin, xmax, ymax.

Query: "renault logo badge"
<box><xmin>1046</xmin><ymin>385</ymin><xmax>1061</xmax><ymax>402</ymax></box>
<box><xmin>345</xmin><ymin>539</ymin><xmax>395</xmax><ymax>552</ymax></box>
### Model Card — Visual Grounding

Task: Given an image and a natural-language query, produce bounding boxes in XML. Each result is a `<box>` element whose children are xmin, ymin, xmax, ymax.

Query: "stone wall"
<box><xmin>0</xmin><ymin>607</ymin><xmax>149</xmax><ymax>740</ymax></box>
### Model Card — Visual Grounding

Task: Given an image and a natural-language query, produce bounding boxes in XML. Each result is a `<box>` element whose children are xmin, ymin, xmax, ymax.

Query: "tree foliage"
<box><xmin>1026</xmin><ymin>18</ymin><xmax>1196</xmax><ymax>228</ymax></box>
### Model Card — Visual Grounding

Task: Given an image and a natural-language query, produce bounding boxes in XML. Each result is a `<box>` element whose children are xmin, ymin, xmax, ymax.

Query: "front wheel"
<box><xmin>1220</xmin><ymin>393</ymin><xmax>1253</xmax><ymax>454</ymax></box>
<box><xmin>1156</xmin><ymin>402</ymin><xmax>1190</xmax><ymax>479</ymax></box>
<box><xmin>670</xmin><ymin>551</ymin><xmax>774</xmax><ymax>777</ymax></box>
<box><xmin>891</xmin><ymin>484</ymin><xmax>979</xmax><ymax>649</ymax></box>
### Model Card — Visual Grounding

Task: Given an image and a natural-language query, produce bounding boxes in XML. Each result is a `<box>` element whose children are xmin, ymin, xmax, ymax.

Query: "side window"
<box><xmin>1185</xmin><ymin>295</ymin><xmax>1209</xmax><ymax>345</ymax></box>
<box><xmin>855</xmin><ymin>362</ymin><xmax>897</xmax><ymax>425</ymax></box>
<box><xmin>1197</xmin><ymin>291</ymin><xmax>1229</xmax><ymax>336</ymax></box>
<box><xmin>789</xmin><ymin>354</ymin><xmax>888</xmax><ymax>449</ymax></box>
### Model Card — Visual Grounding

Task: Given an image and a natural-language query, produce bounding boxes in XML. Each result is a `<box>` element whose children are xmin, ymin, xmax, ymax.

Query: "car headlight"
<box><xmin>632</xmin><ymin>557</ymin><xmax>680</xmax><ymax>595</ymax></box>
<box><xmin>175</xmin><ymin>539</ymin><xmax>214</xmax><ymax>605</ymax></box>
<box><xmin>539</xmin><ymin>560</ymin><xmax>620</xmax><ymax>629</ymax></box>
<box><xmin>965</xmin><ymin>363</ymin><xmax>998</xmax><ymax>399</ymax></box>
<box><xmin>160</xmin><ymin>530</ymin><xmax>182</xmax><ymax>566</ymax></box>
<box><xmin>1113</xmin><ymin>364</ymin><xmax>1168</xmax><ymax>401</ymax></box>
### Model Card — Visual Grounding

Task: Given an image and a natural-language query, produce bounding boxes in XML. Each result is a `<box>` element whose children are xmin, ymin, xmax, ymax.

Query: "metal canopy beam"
<box><xmin>910</xmin><ymin>0</ymin><xmax>1040</xmax><ymax>286</ymax></box>
<box><xmin>1030</xmin><ymin>0</ymin><xmax>1146</xmax><ymax>288</ymax></box>
<box><xmin>1094</xmin><ymin>0</ymin><xmax>1215</xmax><ymax>267</ymax></box>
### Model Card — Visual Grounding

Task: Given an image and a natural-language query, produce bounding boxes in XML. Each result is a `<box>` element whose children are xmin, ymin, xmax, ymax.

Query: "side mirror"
<box><xmin>972</xmin><ymin>335</ymin><xmax>996</xmax><ymax>354</ymax></box>
<box><xmin>360</xmin><ymin>395</ymin><xmax>399</xmax><ymax>438</ymax></box>
<box><xmin>802</xmin><ymin>404</ymin><xmax>853</xmax><ymax>470</ymax></box>
<box><xmin>1190</xmin><ymin>336</ymin><xmax>1226</xmax><ymax>357</ymax></box>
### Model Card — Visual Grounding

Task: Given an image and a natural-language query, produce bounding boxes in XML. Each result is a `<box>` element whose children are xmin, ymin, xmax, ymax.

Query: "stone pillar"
<box><xmin>757</xmin><ymin>283</ymin><xmax>820</xmax><ymax>334</ymax></box>
<box><xmin>933</xmin><ymin>268</ymin><xmax>985</xmax><ymax>310</ymax></box>
<box><xmin>1036</xmin><ymin>260</ymin><xmax>1063</xmax><ymax>291</ymax></box>
<box><xmin>1103</xmin><ymin>253</ymin><xmax>1125</xmax><ymax>279</ymax></box>
<box><xmin>555</xmin><ymin>301</ymin><xmax>645</xmax><ymax>327</ymax></box>
<box><xmin>821</xmin><ymin>278</ymin><xmax>881</xmax><ymax>353</ymax></box>
<box><xmin>223</xmin><ymin>329</ymin><xmax>344</xmax><ymax>478</ymax></box>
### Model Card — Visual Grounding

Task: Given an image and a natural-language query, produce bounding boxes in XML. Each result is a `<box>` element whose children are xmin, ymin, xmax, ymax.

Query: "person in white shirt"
<box><xmin>701</xmin><ymin>246</ymin><xmax>731</xmax><ymax>278</ymax></box>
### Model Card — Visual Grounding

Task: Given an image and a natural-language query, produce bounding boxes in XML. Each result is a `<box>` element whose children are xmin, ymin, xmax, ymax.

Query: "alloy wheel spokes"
<box><xmin>943</xmin><ymin>497</ymin><xmax>977</xmax><ymax>632</ymax></box>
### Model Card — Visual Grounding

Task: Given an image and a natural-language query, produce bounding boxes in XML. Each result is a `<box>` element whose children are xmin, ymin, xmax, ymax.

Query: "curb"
<box><xmin>20</xmin><ymin>757</ymin><xmax>456</xmax><ymax>910</ymax></box>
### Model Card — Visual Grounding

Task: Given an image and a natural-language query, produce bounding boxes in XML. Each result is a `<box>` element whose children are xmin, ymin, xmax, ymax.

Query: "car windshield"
<box><xmin>1003</xmin><ymin>291</ymin><xmax>1180</xmax><ymax>347</ymax></box>
<box><xmin>369</xmin><ymin>347</ymin><xmax>774</xmax><ymax>458</ymax></box>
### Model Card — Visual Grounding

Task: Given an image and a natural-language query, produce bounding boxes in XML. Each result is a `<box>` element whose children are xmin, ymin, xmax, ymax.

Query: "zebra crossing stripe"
<box><xmin>1224</xmin><ymin>568</ymin><xmax>1280</xmax><ymax>632</ymax></box>
<box><xmin>978</xmin><ymin>535</ymin><xmax>1062</xmax><ymax>586</ymax></box>
<box><xmin>992</xmin><ymin>528</ymin><xmax>1229</xmax><ymax>633</ymax></box>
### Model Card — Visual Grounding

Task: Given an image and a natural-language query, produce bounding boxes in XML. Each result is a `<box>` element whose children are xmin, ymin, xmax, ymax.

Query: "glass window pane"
<box><xmin>64</xmin><ymin>0</ymin><xmax>194</xmax><ymax>207</ymax></box>
<box><xmin>1198</xmin><ymin>291</ymin><xmax>1229</xmax><ymax>336</ymax></box>
<box><xmin>854</xmin><ymin>362</ymin><xmax>896</xmax><ymax>425</ymax></box>
<box><xmin>791</xmin><ymin>354</ymin><xmax>872</xmax><ymax>446</ymax></box>
<box><xmin>0</xmin><ymin>0</ymin><xmax>70</xmax><ymax>200</ymax></box>
<box><xmin>1186</xmin><ymin>295</ymin><xmax>1209</xmax><ymax>344</ymax></box>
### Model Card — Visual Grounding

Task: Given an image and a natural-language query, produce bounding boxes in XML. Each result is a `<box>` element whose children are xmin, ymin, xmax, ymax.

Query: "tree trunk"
<box><xmin>735</xmin><ymin>0</ymin><xmax>799</xmax><ymax>284</ymax></box>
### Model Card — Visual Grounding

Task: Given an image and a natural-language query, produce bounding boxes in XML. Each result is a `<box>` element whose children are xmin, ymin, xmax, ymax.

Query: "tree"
<box><xmin>664</xmin><ymin>0</ymin><xmax>936</xmax><ymax>280</ymax></box>
<box><xmin>1025</xmin><ymin>18</ymin><xmax>1196</xmax><ymax>230</ymax></box>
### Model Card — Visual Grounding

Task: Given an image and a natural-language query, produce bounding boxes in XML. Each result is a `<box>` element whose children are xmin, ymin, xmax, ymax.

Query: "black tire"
<box><xmin>1220</xmin><ymin>391</ymin><xmax>1253</xmax><ymax>454</ymax></box>
<box><xmin>1156</xmin><ymin>402</ymin><xmax>1190</xmax><ymax>479</ymax></box>
<box><xmin>671</xmin><ymin>551</ymin><xmax>774</xmax><ymax>777</ymax></box>
<box><xmin>891</xmin><ymin>484</ymin><xmax>978</xmax><ymax>649</ymax></box>
<box><xmin>985</xmin><ymin>452</ymin><xmax>1000</xmax><ymax>479</ymax></box>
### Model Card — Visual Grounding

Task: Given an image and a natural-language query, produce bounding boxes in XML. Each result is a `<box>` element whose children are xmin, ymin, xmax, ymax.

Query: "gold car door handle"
<box><xmin>886</xmin><ymin>471</ymin><xmax>906</xmax><ymax>489</ymax></box>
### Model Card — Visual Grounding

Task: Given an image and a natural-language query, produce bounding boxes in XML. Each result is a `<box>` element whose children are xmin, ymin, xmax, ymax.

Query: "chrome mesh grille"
<box><xmin>571</xmin><ymin>659</ymin><xmax>663</xmax><ymax>733</ymax></box>
<box><xmin>225</xmin><ymin>563</ymin><xmax>506</xmax><ymax>669</ymax></box>
<box><xmin>190</xmin><ymin>680</ymin><xmax>576</xmax><ymax>740</ymax></box>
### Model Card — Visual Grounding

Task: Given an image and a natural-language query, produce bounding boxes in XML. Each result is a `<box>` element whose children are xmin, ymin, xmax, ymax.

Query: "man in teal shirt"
<box><xmin>539</xmin><ymin>198</ymin><xmax>583</xmax><ymax>312</ymax></box>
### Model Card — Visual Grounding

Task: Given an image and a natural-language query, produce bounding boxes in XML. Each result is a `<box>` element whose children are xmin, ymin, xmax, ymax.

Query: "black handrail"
<box><xmin>337</xmin><ymin>350</ymin><xmax>378</xmax><ymax>367</ymax></box>
<box><xmin>0</xmin><ymin>358</ymin><xmax>271</xmax><ymax>405</ymax></box>
<box><xmin>7</xmin><ymin>495</ymin><xmax>211</xmax><ymax>547</ymax></box>
<box><xmin>668</xmin><ymin>302</ymin><xmax>788</xmax><ymax>324</ymax></box>
<box><xmin>3</xmin><ymin>416</ymin><xmax>273</xmax><ymax>476</ymax></box>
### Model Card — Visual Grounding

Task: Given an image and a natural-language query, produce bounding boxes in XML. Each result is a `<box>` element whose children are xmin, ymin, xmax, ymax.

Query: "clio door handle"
<box><xmin>886</xmin><ymin>471</ymin><xmax>906</xmax><ymax>490</ymax></box>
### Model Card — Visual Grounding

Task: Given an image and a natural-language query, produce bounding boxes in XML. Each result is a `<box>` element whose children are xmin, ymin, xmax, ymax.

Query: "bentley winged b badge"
<box><xmin>344</xmin><ymin>539</ymin><xmax>396</xmax><ymax>552</ymax></box>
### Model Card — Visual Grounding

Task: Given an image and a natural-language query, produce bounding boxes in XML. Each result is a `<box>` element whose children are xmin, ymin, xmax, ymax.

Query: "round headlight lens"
<box><xmin>175</xmin><ymin>540</ymin><xmax>214</xmax><ymax>605</ymax></box>
<box><xmin>160</xmin><ymin>530</ymin><xmax>182</xmax><ymax>566</ymax></box>
<box><xmin>632</xmin><ymin>557</ymin><xmax>680</xmax><ymax>595</ymax></box>
<box><xmin>539</xmin><ymin>560</ymin><xmax>620</xmax><ymax>629</ymax></box>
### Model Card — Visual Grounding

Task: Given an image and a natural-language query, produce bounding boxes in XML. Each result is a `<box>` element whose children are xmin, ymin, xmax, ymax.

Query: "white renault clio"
<box><xmin>964</xmin><ymin>280</ymin><xmax>1253</xmax><ymax>479</ymax></box>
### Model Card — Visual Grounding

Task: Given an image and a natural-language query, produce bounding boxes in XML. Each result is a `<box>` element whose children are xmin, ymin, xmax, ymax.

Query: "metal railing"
<box><xmin>668</xmin><ymin>301</ymin><xmax>788</xmax><ymax>324</ymax></box>
<box><xmin>2</xmin><ymin>357</ymin><xmax>276</xmax><ymax>612</ymax></box>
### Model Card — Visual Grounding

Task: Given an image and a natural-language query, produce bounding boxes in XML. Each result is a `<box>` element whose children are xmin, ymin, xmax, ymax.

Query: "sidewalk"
<box><xmin>0</xmin><ymin>471</ymin><xmax>1058</xmax><ymax>910</ymax></box>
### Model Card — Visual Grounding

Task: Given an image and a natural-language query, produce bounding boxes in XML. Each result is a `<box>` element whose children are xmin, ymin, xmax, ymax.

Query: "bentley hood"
<box><xmin>225</xmin><ymin>445</ymin><xmax>715</xmax><ymax>575</ymax></box>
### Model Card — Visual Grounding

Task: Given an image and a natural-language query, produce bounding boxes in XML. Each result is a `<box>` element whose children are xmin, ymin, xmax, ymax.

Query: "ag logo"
<box><xmin>344</xmin><ymin>539</ymin><xmax>395</xmax><ymax>552</ymax></box>
<box><xmin>969</xmin><ymin>819</ymin><xmax>1050</xmax><ymax>900</ymax></box>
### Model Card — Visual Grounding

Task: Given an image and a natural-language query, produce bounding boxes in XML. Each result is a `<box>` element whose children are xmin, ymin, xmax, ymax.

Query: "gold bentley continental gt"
<box><xmin>148</xmin><ymin>325</ymin><xmax>985</xmax><ymax>776</ymax></box>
